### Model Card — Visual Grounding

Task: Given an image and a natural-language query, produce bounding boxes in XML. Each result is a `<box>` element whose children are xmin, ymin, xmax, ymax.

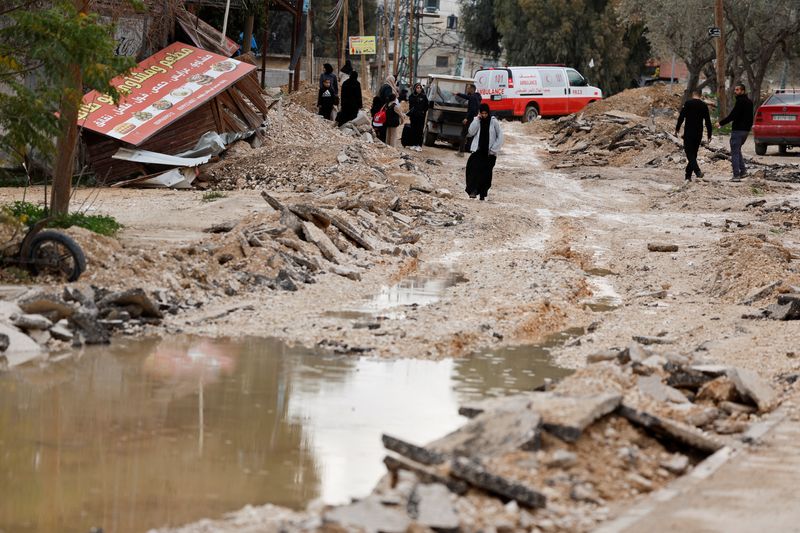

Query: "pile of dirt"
<box><xmin>705</xmin><ymin>233</ymin><xmax>800</xmax><ymax>303</ymax></box>
<box><xmin>581</xmin><ymin>84</ymin><xmax>684</xmax><ymax>118</ymax></box>
<box><xmin>285</xmin><ymin>81</ymin><xmax>374</xmax><ymax>115</ymax></box>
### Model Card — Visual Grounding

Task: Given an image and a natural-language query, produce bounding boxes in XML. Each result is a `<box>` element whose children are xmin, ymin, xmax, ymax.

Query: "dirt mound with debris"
<box><xmin>286</xmin><ymin>81</ymin><xmax>374</xmax><ymax>115</ymax></box>
<box><xmin>582</xmin><ymin>84</ymin><xmax>684</xmax><ymax>118</ymax></box>
<box><xmin>706</xmin><ymin>233</ymin><xmax>800</xmax><ymax>302</ymax></box>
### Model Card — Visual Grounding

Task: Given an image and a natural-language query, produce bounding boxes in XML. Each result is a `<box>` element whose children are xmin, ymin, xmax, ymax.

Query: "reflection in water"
<box><xmin>0</xmin><ymin>334</ymin><xmax>570</xmax><ymax>533</ymax></box>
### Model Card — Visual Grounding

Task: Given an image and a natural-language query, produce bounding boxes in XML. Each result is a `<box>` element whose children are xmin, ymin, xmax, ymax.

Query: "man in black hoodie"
<box><xmin>716</xmin><ymin>84</ymin><xmax>754</xmax><ymax>181</ymax></box>
<box><xmin>675</xmin><ymin>90</ymin><xmax>712</xmax><ymax>182</ymax></box>
<box><xmin>456</xmin><ymin>84</ymin><xmax>482</xmax><ymax>156</ymax></box>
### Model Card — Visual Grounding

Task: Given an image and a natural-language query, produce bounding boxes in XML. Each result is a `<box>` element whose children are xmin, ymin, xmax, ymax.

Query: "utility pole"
<box><xmin>342</xmin><ymin>0</ymin><xmax>349</xmax><ymax>73</ymax></box>
<box><xmin>243</xmin><ymin>14</ymin><xmax>255</xmax><ymax>53</ymax></box>
<box><xmin>393</xmin><ymin>0</ymin><xmax>400</xmax><ymax>75</ymax></box>
<box><xmin>261</xmin><ymin>1</ymin><xmax>270</xmax><ymax>87</ymax></box>
<box><xmin>407</xmin><ymin>0</ymin><xmax>414</xmax><ymax>84</ymax></box>
<box><xmin>307</xmin><ymin>10</ymin><xmax>313</xmax><ymax>85</ymax></box>
<box><xmin>358</xmin><ymin>0</ymin><xmax>367</xmax><ymax>87</ymax></box>
<box><xmin>382</xmin><ymin>0</ymin><xmax>390</xmax><ymax>82</ymax></box>
<box><xmin>715</xmin><ymin>0</ymin><xmax>727</xmax><ymax>117</ymax></box>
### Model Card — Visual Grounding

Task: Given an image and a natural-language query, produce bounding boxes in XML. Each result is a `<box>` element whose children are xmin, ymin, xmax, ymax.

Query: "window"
<box><xmin>436</xmin><ymin>55</ymin><xmax>449</xmax><ymax>68</ymax></box>
<box><xmin>446</xmin><ymin>14</ymin><xmax>458</xmax><ymax>29</ymax></box>
<box><xmin>567</xmin><ymin>68</ymin><xmax>587</xmax><ymax>87</ymax></box>
<box><xmin>424</xmin><ymin>0</ymin><xmax>439</xmax><ymax>12</ymax></box>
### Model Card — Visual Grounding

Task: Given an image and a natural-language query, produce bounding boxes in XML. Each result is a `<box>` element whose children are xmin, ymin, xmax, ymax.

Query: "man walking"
<box><xmin>456</xmin><ymin>84</ymin><xmax>482</xmax><ymax>157</ymax></box>
<box><xmin>716</xmin><ymin>84</ymin><xmax>754</xmax><ymax>181</ymax></box>
<box><xmin>675</xmin><ymin>90</ymin><xmax>712</xmax><ymax>182</ymax></box>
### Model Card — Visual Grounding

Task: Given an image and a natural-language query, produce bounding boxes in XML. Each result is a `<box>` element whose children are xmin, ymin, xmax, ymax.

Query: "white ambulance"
<box><xmin>474</xmin><ymin>66</ymin><xmax>602</xmax><ymax>122</ymax></box>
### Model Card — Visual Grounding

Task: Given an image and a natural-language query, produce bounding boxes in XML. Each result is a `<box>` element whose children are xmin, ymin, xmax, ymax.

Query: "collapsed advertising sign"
<box><xmin>78</xmin><ymin>42</ymin><xmax>256</xmax><ymax>146</ymax></box>
<box><xmin>348</xmin><ymin>36</ymin><xmax>376</xmax><ymax>55</ymax></box>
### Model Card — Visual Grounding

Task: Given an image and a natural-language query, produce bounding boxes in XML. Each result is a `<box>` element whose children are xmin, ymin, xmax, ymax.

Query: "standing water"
<box><xmin>0</xmin><ymin>335</ymin><xmax>572</xmax><ymax>532</ymax></box>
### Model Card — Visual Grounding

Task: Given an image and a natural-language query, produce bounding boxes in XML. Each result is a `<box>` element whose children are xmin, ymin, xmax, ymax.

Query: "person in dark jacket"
<box><xmin>317</xmin><ymin>78</ymin><xmax>336</xmax><ymax>120</ymax></box>
<box><xmin>716</xmin><ymin>84</ymin><xmax>754</xmax><ymax>181</ymax></box>
<box><xmin>406</xmin><ymin>83</ymin><xmax>429</xmax><ymax>151</ymax></box>
<box><xmin>319</xmin><ymin>63</ymin><xmax>339</xmax><ymax>97</ymax></box>
<box><xmin>456</xmin><ymin>84</ymin><xmax>482</xmax><ymax>156</ymax></box>
<box><xmin>370</xmin><ymin>95</ymin><xmax>387</xmax><ymax>142</ymax></box>
<box><xmin>338</xmin><ymin>71</ymin><xmax>363</xmax><ymax>125</ymax></box>
<box><xmin>379</xmin><ymin>75</ymin><xmax>399</xmax><ymax>104</ymax></box>
<box><xmin>675</xmin><ymin>90</ymin><xmax>712</xmax><ymax>182</ymax></box>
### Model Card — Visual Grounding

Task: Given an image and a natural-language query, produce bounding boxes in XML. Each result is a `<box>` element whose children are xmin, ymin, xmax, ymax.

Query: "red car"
<box><xmin>753</xmin><ymin>89</ymin><xmax>800</xmax><ymax>155</ymax></box>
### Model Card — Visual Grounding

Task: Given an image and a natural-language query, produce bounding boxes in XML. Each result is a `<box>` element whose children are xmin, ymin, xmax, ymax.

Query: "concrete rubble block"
<box><xmin>637</xmin><ymin>375</ymin><xmax>689</xmax><ymax>403</ymax></box>
<box><xmin>17</xmin><ymin>292</ymin><xmax>75</xmax><ymax>321</ymax></box>
<box><xmin>586</xmin><ymin>350</ymin><xmax>619</xmax><ymax>363</ymax></box>
<box><xmin>407</xmin><ymin>483</ymin><xmax>460</xmax><ymax>532</ymax></box>
<box><xmin>739</xmin><ymin>280</ymin><xmax>782</xmax><ymax>305</ymax></box>
<box><xmin>617</xmin><ymin>403</ymin><xmax>727</xmax><ymax>454</ymax></box>
<box><xmin>719</xmin><ymin>401</ymin><xmax>756</xmax><ymax>415</ymax></box>
<box><xmin>49</xmin><ymin>324</ymin><xmax>74</xmax><ymax>342</ymax></box>
<box><xmin>0</xmin><ymin>323</ymin><xmax>43</xmax><ymax>367</ymax></box>
<box><xmin>547</xmin><ymin>449</ymin><xmax>578</xmax><ymax>469</ymax></box>
<box><xmin>327</xmin><ymin>263</ymin><xmax>362</xmax><ymax>281</ymax></box>
<box><xmin>647</xmin><ymin>243</ymin><xmax>679</xmax><ymax>252</ymax></box>
<box><xmin>725</xmin><ymin>367</ymin><xmax>778</xmax><ymax>413</ymax></box>
<box><xmin>383</xmin><ymin>455</ymin><xmax>468</xmax><ymax>495</ymax></box>
<box><xmin>322</xmin><ymin>495</ymin><xmax>411</xmax><ymax>533</ymax></box>
<box><xmin>97</xmin><ymin>288</ymin><xmax>163</xmax><ymax>319</ymax></box>
<box><xmin>696</xmin><ymin>376</ymin><xmax>739</xmax><ymax>403</ymax></box>
<box><xmin>619</xmin><ymin>342</ymin><xmax>650</xmax><ymax>364</ymax></box>
<box><xmin>429</xmin><ymin>408</ymin><xmax>543</xmax><ymax>457</ymax></box>
<box><xmin>632</xmin><ymin>335</ymin><xmax>676</xmax><ymax>346</ymax></box>
<box><xmin>301</xmin><ymin>221</ymin><xmax>346</xmax><ymax>264</ymax></box>
<box><xmin>382</xmin><ymin>435</ymin><xmax>447</xmax><ymax>465</ymax></box>
<box><xmin>450</xmin><ymin>457</ymin><xmax>546</xmax><ymax>509</ymax></box>
<box><xmin>458</xmin><ymin>392</ymin><xmax>622</xmax><ymax>443</ymax></box>
<box><xmin>11</xmin><ymin>313</ymin><xmax>53</xmax><ymax>331</ymax></box>
<box><xmin>70</xmin><ymin>310</ymin><xmax>111</xmax><ymax>345</ymax></box>
<box><xmin>0</xmin><ymin>333</ymin><xmax>8</xmax><ymax>352</ymax></box>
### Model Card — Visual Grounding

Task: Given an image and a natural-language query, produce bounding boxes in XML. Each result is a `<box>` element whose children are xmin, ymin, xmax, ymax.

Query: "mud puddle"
<box><xmin>328</xmin><ymin>271</ymin><xmax>467</xmax><ymax>319</ymax></box>
<box><xmin>0</xmin><ymin>334</ymin><xmax>568</xmax><ymax>533</ymax></box>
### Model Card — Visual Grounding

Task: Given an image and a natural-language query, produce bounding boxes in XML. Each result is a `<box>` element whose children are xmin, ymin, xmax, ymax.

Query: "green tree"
<box><xmin>461</xmin><ymin>0</ymin><xmax>502</xmax><ymax>59</ymax></box>
<box><xmin>0</xmin><ymin>0</ymin><xmax>134</xmax><ymax>213</ymax></box>
<box><xmin>462</xmin><ymin>0</ymin><xmax>649</xmax><ymax>95</ymax></box>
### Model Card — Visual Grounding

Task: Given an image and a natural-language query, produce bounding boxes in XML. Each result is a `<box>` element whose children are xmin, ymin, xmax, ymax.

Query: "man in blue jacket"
<box><xmin>716</xmin><ymin>84</ymin><xmax>754</xmax><ymax>181</ymax></box>
<box><xmin>456</xmin><ymin>84</ymin><xmax>482</xmax><ymax>157</ymax></box>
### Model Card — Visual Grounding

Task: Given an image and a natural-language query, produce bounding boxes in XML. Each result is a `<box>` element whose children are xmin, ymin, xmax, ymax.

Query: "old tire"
<box><xmin>755</xmin><ymin>142</ymin><xmax>767</xmax><ymax>156</ymax></box>
<box><xmin>521</xmin><ymin>104</ymin><xmax>539</xmax><ymax>123</ymax></box>
<box><xmin>423</xmin><ymin>125</ymin><xmax>437</xmax><ymax>147</ymax></box>
<box><xmin>779</xmin><ymin>144</ymin><xmax>788</xmax><ymax>155</ymax></box>
<box><xmin>29</xmin><ymin>230</ymin><xmax>86</xmax><ymax>282</ymax></box>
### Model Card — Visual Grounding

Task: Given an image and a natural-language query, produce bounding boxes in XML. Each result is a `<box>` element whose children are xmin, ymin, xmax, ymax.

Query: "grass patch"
<box><xmin>202</xmin><ymin>191</ymin><xmax>227</xmax><ymax>202</ymax></box>
<box><xmin>751</xmin><ymin>186</ymin><xmax>765</xmax><ymax>196</ymax></box>
<box><xmin>6</xmin><ymin>201</ymin><xmax>122</xmax><ymax>236</ymax></box>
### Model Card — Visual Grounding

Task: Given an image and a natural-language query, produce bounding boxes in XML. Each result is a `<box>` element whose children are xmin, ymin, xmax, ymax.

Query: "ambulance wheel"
<box><xmin>522</xmin><ymin>105</ymin><xmax>539</xmax><ymax>123</ymax></box>
<box><xmin>755</xmin><ymin>142</ymin><xmax>767</xmax><ymax>156</ymax></box>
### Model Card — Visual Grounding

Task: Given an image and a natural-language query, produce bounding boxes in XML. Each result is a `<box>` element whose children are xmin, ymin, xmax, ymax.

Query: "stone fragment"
<box><xmin>719</xmin><ymin>401</ymin><xmax>756</xmax><ymax>415</ymax></box>
<box><xmin>660</xmin><ymin>454</ymin><xmax>689</xmax><ymax>474</ymax></box>
<box><xmin>619</xmin><ymin>342</ymin><xmax>649</xmax><ymax>364</ymax></box>
<box><xmin>11</xmin><ymin>313</ymin><xmax>53</xmax><ymax>331</ymax></box>
<box><xmin>49</xmin><ymin>324</ymin><xmax>74</xmax><ymax>342</ymax></box>
<box><xmin>627</xmin><ymin>473</ymin><xmax>654</xmax><ymax>492</ymax></box>
<box><xmin>665</xmin><ymin>364</ymin><xmax>713</xmax><ymax>390</ymax></box>
<box><xmin>633</xmin><ymin>335</ymin><xmax>676</xmax><ymax>346</ymax></box>
<box><xmin>97</xmin><ymin>289</ymin><xmax>163</xmax><ymax>319</ymax></box>
<box><xmin>726</xmin><ymin>368</ymin><xmax>777</xmax><ymax>413</ymax></box>
<box><xmin>17</xmin><ymin>293</ymin><xmax>74</xmax><ymax>321</ymax></box>
<box><xmin>323</xmin><ymin>496</ymin><xmax>411</xmax><ymax>533</ymax></box>
<box><xmin>433</xmin><ymin>188</ymin><xmax>453</xmax><ymax>199</ymax></box>
<box><xmin>547</xmin><ymin>449</ymin><xmax>578</xmax><ymax>469</ymax></box>
<box><xmin>647</xmin><ymin>243</ymin><xmax>679</xmax><ymax>252</ymax></box>
<box><xmin>383</xmin><ymin>455</ymin><xmax>468</xmax><ymax>494</ymax></box>
<box><xmin>570</xmin><ymin>482</ymin><xmax>600</xmax><ymax>503</ymax></box>
<box><xmin>429</xmin><ymin>408</ymin><xmax>543</xmax><ymax>456</ymax></box>
<box><xmin>739</xmin><ymin>280</ymin><xmax>782</xmax><ymax>305</ymax></box>
<box><xmin>587</xmin><ymin>350</ymin><xmax>618</xmax><ymax>363</ymax></box>
<box><xmin>696</xmin><ymin>376</ymin><xmax>739</xmax><ymax>403</ymax></box>
<box><xmin>407</xmin><ymin>483</ymin><xmax>459</xmax><ymax>532</ymax></box>
<box><xmin>641</xmin><ymin>355</ymin><xmax>668</xmax><ymax>369</ymax></box>
<box><xmin>301</xmin><ymin>221</ymin><xmax>346</xmax><ymax>264</ymax></box>
<box><xmin>713</xmin><ymin>419</ymin><xmax>750</xmax><ymax>434</ymax></box>
<box><xmin>70</xmin><ymin>310</ymin><xmax>111</xmax><ymax>345</ymax></box>
<box><xmin>0</xmin><ymin>333</ymin><xmax>8</xmax><ymax>352</ymax></box>
<box><xmin>204</xmin><ymin>220</ymin><xmax>237</xmax><ymax>233</ymax></box>
<box><xmin>451</xmin><ymin>457</ymin><xmax>546</xmax><ymax>509</ymax></box>
<box><xmin>637</xmin><ymin>375</ymin><xmax>689</xmax><ymax>403</ymax></box>
<box><xmin>27</xmin><ymin>329</ymin><xmax>50</xmax><ymax>346</ymax></box>
<box><xmin>327</xmin><ymin>263</ymin><xmax>362</xmax><ymax>281</ymax></box>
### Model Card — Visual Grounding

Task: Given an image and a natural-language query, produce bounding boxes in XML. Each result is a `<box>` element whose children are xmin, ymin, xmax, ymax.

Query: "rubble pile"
<box><xmin>305</xmin><ymin>341</ymin><xmax>786</xmax><ymax>532</ymax></box>
<box><xmin>0</xmin><ymin>286</ymin><xmax>173</xmax><ymax>370</ymax></box>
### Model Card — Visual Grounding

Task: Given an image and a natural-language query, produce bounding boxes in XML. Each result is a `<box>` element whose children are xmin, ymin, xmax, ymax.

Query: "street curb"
<box><xmin>592</xmin><ymin>400</ymin><xmax>791</xmax><ymax>533</ymax></box>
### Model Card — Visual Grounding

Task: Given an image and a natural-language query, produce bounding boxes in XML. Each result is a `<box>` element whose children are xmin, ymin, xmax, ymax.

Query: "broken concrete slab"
<box><xmin>382</xmin><ymin>434</ymin><xmax>446</xmax><ymax>465</ymax></box>
<box><xmin>11</xmin><ymin>313</ymin><xmax>53</xmax><ymax>331</ymax></box>
<box><xmin>0</xmin><ymin>323</ymin><xmax>43</xmax><ymax>367</ymax></box>
<box><xmin>665</xmin><ymin>363</ymin><xmax>714</xmax><ymax>390</ymax></box>
<box><xmin>637</xmin><ymin>375</ymin><xmax>689</xmax><ymax>403</ymax></box>
<box><xmin>302</xmin><ymin>221</ymin><xmax>346</xmax><ymax>264</ymax></box>
<box><xmin>587</xmin><ymin>350</ymin><xmax>619</xmax><ymax>363</ymax></box>
<box><xmin>451</xmin><ymin>457</ymin><xmax>546</xmax><ymax>509</ymax></box>
<box><xmin>764</xmin><ymin>299</ymin><xmax>800</xmax><ymax>320</ymax></box>
<box><xmin>547</xmin><ymin>449</ymin><xmax>578</xmax><ymax>469</ymax></box>
<box><xmin>322</xmin><ymin>495</ymin><xmax>411</xmax><ymax>533</ymax></box>
<box><xmin>70</xmin><ymin>310</ymin><xmax>111</xmax><ymax>345</ymax></box>
<box><xmin>726</xmin><ymin>367</ymin><xmax>777</xmax><ymax>413</ymax></box>
<box><xmin>407</xmin><ymin>483</ymin><xmax>459</xmax><ymax>532</ymax></box>
<box><xmin>617</xmin><ymin>403</ymin><xmax>727</xmax><ymax>453</ymax></box>
<box><xmin>49</xmin><ymin>324</ymin><xmax>74</xmax><ymax>342</ymax></box>
<box><xmin>383</xmin><ymin>455</ymin><xmax>468</xmax><ymax>495</ymax></box>
<box><xmin>632</xmin><ymin>335</ymin><xmax>676</xmax><ymax>346</ymax></box>
<box><xmin>428</xmin><ymin>408</ymin><xmax>542</xmax><ymax>456</ymax></box>
<box><xmin>696</xmin><ymin>376</ymin><xmax>738</xmax><ymax>403</ymax></box>
<box><xmin>660</xmin><ymin>453</ymin><xmax>690</xmax><ymax>475</ymax></box>
<box><xmin>739</xmin><ymin>280</ymin><xmax>782</xmax><ymax>305</ymax></box>
<box><xmin>327</xmin><ymin>263</ymin><xmax>362</xmax><ymax>281</ymax></box>
<box><xmin>17</xmin><ymin>293</ymin><xmax>75</xmax><ymax>321</ymax></box>
<box><xmin>458</xmin><ymin>392</ymin><xmax>622</xmax><ymax>443</ymax></box>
